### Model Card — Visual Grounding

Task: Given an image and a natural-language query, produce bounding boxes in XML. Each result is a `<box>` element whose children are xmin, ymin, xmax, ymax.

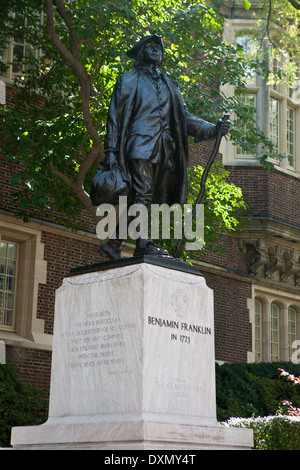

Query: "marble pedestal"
<box><xmin>11</xmin><ymin>256</ymin><xmax>253</xmax><ymax>450</ymax></box>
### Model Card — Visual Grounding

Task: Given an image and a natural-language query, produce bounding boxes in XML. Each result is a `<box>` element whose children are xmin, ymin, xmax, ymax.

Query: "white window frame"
<box><xmin>0</xmin><ymin>217</ymin><xmax>48</xmax><ymax>346</ymax></box>
<box><xmin>254</xmin><ymin>299</ymin><xmax>262</xmax><ymax>362</ymax></box>
<box><xmin>0</xmin><ymin>240</ymin><xmax>19</xmax><ymax>331</ymax></box>
<box><xmin>235</xmin><ymin>93</ymin><xmax>257</xmax><ymax>158</ymax></box>
<box><xmin>287</xmin><ymin>105</ymin><xmax>296</xmax><ymax>169</ymax></box>
<box><xmin>221</xmin><ymin>19</ymin><xmax>300</xmax><ymax>177</ymax></box>
<box><xmin>0</xmin><ymin>11</ymin><xmax>43</xmax><ymax>82</ymax></box>
<box><xmin>288</xmin><ymin>307</ymin><xmax>297</xmax><ymax>361</ymax></box>
<box><xmin>268</xmin><ymin>51</ymin><xmax>300</xmax><ymax>173</ymax></box>
<box><xmin>249</xmin><ymin>287</ymin><xmax>300</xmax><ymax>363</ymax></box>
<box><xmin>269</xmin><ymin>97</ymin><xmax>280</xmax><ymax>155</ymax></box>
<box><xmin>270</xmin><ymin>303</ymin><xmax>280</xmax><ymax>362</ymax></box>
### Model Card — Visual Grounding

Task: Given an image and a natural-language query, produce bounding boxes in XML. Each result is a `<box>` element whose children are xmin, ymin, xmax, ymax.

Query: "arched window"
<box><xmin>0</xmin><ymin>241</ymin><xmax>18</xmax><ymax>330</ymax></box>
<box><xmin>253</xmin><ymin>293</ymin><xmax>300</xmax><ymax>363</ymax></box>
<box><xmin>271</xmin><ymin>303</ymin><xmax>280</xmax><ymax>362</ymax></box>
<box><xmin>254</xmin><ymin>299</ymin><xmax>262</xmax><ymax>362</ymax></box>
<box><xmin>288</xmin><ymin>307</ymin><xmax>297</xmax><ymax>361</ymax></box>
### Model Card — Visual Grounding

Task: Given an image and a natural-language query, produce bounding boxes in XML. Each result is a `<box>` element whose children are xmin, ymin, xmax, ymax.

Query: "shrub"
<box><xmin>215</xmin><ymin>361</ymin><xmax>300</xmax><ymax>421</ymax></box>
<box><xmin>0</xmin><ymin>364</ymin><xmax>48</xmax><ymax>448</ymax></box>
<box><xmin>222</xmin><ymin>415</ymin><xmax>300</xmax><ymax>450</ymax></box>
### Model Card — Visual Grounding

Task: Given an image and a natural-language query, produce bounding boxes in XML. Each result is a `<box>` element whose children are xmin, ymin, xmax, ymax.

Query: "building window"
<box><xmin>268</xmin><ymin>53</ymin><xmax>300</xmax><ymax>172</ymax></box>
<box><xmin>270</xmin><ymin>55</ymin><xmax>280</xmax><ymax>92</ymax></box>
<box><xmin>222</xmin><ymin>20</ymin><xmax>300</xmax><ymax>173</ymax></box>
<box><xmin>287</xmin><ymin>106</ymin><xmax>296</xmax><ymax>168</ymax></box>
<box><xmin>269</xmin><ymin>98</ymin><xmax>279</xmax><ymax>155</ymax></box>
<box><xmin>288</xmin><ymin>307</ymin><xmax>297</xmax><ymax>361</ymax></box>
<box><xmin>254</xmin><ymin>299</ymin><xmax>262</xmax><ymax>362</ymax></box>
<box><xmin>0</xmin><ymin>220</ymin><xmax>47</xmax><ymax>342</ymax></box>
<box><xmin>270</xmin><ymin>303</ymin><xmax>280</xmax><ymax>362</ymax></box>
<box><xmin>236</xmin><ymin>35</ymin><xmax>257</xmax><ymax>86</ymax></box>
<box><xmin>0</xmin><ymin>11</ymin><xmax>43</xmax><ymax>82</ymax></box>
<box><xmin>252</xmin><ymin>293</ymin><xmax>300</xmax><ymax>363</ymax></box>
<box><xmin>0</xmin><ymin>241</ymin><xmax>18</xmax><ymax>330</ymax></box>
<box><xmin>236</xmin><ymin>93</ymin><xmax>257</xmax><ymax>156</ymax></box>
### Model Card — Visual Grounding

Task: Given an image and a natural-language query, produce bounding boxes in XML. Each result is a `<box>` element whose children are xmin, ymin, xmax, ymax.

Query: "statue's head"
<box><xmin>127</xmin><ymin>34</ymin><xmax>164</xmax><ymax>69</ymax></box>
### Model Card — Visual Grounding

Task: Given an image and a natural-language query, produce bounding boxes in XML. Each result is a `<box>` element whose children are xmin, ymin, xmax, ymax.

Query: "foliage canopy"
<box><xmin>0</xmin><ymin>0</ymin><xmax>296</xmax><ymax>254</ymax></box>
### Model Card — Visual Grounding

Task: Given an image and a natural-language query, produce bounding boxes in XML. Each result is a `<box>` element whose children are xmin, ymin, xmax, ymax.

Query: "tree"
<box><xmin>0</xmin><ymin>1</ymin><xmax>274</xmax><ymax>250</ymax></box>
<box><xmin>154</xmin><ymin>162</ymin><xmax>249</xmax><ymax>261</ymax></box>
<box><xmin>245</xmin><ymin>0</ymin><xmax>300</xmax><ymax>52</ymax></box>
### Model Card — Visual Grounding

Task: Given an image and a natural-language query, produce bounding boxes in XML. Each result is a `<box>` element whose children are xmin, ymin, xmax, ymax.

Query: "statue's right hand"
<box><xmin>103</xmin><ymin>152</ymin><xmax>118</xmax><ymax>171</ymax></box>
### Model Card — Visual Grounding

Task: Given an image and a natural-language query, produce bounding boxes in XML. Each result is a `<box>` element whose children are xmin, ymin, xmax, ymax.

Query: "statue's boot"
<box><xmin>133</xmin><ymin>239</ymin><xmax>169</xmax><ymax>257</ymax></box>
<box><xmin>99</xmin><ymin>239</ymin><xmax>123</xmax><ymax>260</ymax></box>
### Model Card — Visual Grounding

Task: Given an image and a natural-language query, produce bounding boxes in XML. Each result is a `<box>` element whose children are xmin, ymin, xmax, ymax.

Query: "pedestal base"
<box><xmin>11</xmin><ymin>257</ymin><xmax>253</xmax><ymax>450</ymax></box>
<box><xmin>11</xmin><ymin>418</ymin><xmax>252</xmax><ymax>450</ymax></box>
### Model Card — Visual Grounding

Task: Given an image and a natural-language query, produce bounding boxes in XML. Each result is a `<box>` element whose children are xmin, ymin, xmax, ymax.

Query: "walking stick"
<box><xmin>173</xmin><ymin>114</ymin><xmax>230</xmax><ymax>259</ymax></box>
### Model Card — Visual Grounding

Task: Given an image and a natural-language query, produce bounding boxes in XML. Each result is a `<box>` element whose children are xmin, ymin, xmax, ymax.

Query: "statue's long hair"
<box><xmin>134</xmin><ymin>44</ymin><xmax>163</xmax><ymax>70</ymax></box>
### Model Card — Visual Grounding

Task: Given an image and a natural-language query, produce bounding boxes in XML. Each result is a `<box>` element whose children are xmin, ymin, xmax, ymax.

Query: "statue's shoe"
<box><xmin>99</xmin><ymin>241</ymin><xmax>123</xmax><ymax>260</ymax></box>
<box><xmin>134</xmin><ymin>241</ymin><xmax>169</xmax><ymax>257</ymax></box>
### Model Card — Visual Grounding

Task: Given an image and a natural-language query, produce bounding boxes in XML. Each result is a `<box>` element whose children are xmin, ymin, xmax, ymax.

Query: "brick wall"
<box><xmin>5</xmin><ymin>345</ymin><xmax>52</xmax><ymax>397</ymax></box>
<box><xmin>38</xmin><ymin>231</ymin><xmax>101</xmax><ymax>336</ymax></box>
<box><xmin>0</xmin><ymin>151</ymin><xmax>97</xmax><ymax>234</ymax></box>
<box><xmin>203</xmin><ymin>272</ymin><xmax>252</xmax><ymax>362</ymax></box>
<box><xmin>227</xmin><ymin>166</ymin><xmax>300</xmax><ymax>227</ymax></box>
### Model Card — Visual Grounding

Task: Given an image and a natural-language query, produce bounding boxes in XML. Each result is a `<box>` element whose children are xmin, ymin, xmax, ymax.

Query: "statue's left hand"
<box><xmin>216</xmin><ymin>118</ymin><xmax>231</xmax><ymax>136</ymax></box>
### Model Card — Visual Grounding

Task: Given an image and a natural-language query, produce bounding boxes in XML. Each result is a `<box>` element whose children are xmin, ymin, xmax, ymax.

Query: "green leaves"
<box><xmin>188</xmin><ymin>162</ymin><xmax>249</xmax><ymax>253</ymax></box>
<box><xmin>242</xmin><ymin>0</ymin><xmax>251</xmax><ymax>10</ymax></box>
<box><xmin>0</xmin><ymin>364</ymin><xmax>48</xmax><ymax>447</ymax></box>
<box><xmin>0</xmin><ymin>0</ymin><xmax>287</xmax><ymax>246</ymax></box>
<box><xmin>152</xmin><ymin>161</ymin><xmax>249</xmax><ymax>261</ymax></box>
<box><xmin>10</xmin><ymin>172</ymin><xmax>24</xmax><ymax>187</ymax></box>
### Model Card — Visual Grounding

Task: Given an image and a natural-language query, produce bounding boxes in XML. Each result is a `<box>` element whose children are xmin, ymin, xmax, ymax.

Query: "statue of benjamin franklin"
<box><xmin>97</xmin><ymin>34</ymin><xmax>230</xmax><ymax>260</ymax></box>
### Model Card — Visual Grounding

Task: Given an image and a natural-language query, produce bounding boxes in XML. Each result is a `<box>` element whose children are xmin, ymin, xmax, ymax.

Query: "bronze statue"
<box><xmin>93</xmin><ymin>34</ymin><xmax>230</xmax><ymax>260</ymax></box>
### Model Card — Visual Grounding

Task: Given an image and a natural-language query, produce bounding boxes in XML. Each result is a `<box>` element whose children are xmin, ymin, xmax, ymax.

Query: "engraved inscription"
<box><xmin>156</xmin><ymin>377</ymin><xmax>201</xmax><ymax>399</ymax></box>
<box><xmin>59</xmin><ymin>310</ymin><xmax>135</xmax><ymax>374</ymax></box>
<box><xmin>147</xmin><ymin>315</ymin><xmax>212</xmax><ymax>344</ymax></box>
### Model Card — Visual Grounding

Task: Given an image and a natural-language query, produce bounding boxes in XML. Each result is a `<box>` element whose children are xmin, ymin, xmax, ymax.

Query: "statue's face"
<box><xmin>143</xmin><ymin>41</ymin><xmax>163</xmax><ymax>65</ymax></box>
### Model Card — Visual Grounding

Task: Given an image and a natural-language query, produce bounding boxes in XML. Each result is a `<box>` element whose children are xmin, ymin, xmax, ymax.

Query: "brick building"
<box><xmin>0</xmin><ymin>2</ymin><xmax>299</xmax><ymax>398</ymax></box>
